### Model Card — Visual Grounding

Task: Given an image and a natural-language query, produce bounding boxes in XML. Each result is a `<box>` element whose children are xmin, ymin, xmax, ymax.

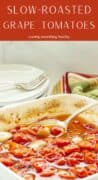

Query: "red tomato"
<box><xmin>11</xmin><ymin>148</ymin><xmax>32</xmax><ymax>158</ymax></box>
<box><xmin>75</xmin><ymin>167</ymin><xmax>88</xmax><ymax>178</ymax></box>
<box><xmin>40</xmin><ymin>148</ymin><xmax>59</xmax><ymax>162</ymax></box>
<box><xmin>33</xmin><ymin>161</ymin><xmax>46</xmax><ymax>173</ymax></box>
<box><xmin>55</xmin><ymin>139</ymin><xmax>70</xmax><ymax>147</ymax></box>
<box><xmin>45</xmin><ymin>152</ymin><xmax>59</xmax><ymax>162</ymax></box>
<box><xmin>58</xmin><ymin>169</ymin><xmax>76</xmax><ymax>179</ymax></box>
<box><xmin>84</xmin><ymin>151</ymin><xmax>96</xmax><ymax>164</ymax></box>
<box><xmin>95</xmin><ymin>143</ymin><xmax>98</xmax><ymax>152</ymax></box>
<box><xmin>67</xmin><ymin>157</ymin><xmax>79</xmax><ymax>166</ymax></box>
<box><xmin>64</xmin><ymin>145</ymin><xmax>80</xmax><ymax>155</ymax></box>
<box><xmin>13</xmin><ymin>160</ymin><xmax>32</xmax><ymax>170</ymax></box>
<box><xmin>13</xmin><ymin>133</ymin><xmax>32</xmax><ymax>144</ymax></box>
<box><xmin>57</xmin><ymin>157</ymin><xmax>66</xmax><ymax>166</ymax></box>
<box><xmin>70</xmin><ymin>152</ymin><xmax>83</xmax><ymax>161</ymax></box>
<box><xmin>0</xmin><ymin>157</ymin><xmax>14</xmax><ymax>166</ymax></box>
<box><xmin>20</xmin><ymin>126</ymin><xmax>38</xmax><ymax>136</ymax></box>
<box><xmin>40</xmin><ymin>167</ymin><xmax>56</xmax><ymax>177</ymax></box>
<box><xmin>95</xmin><ymin>137</ymin><xmax>98</xmax><ymax>143</ymax></box>
<box><xmin>51</xmin><ymin>126</ymin><xmax>63</xmax><ymax>136</ymax></box>
<box><xmin>96</xmin><ymin>159</ymin><xmax>98</xmax><ymax>166</ymax></box>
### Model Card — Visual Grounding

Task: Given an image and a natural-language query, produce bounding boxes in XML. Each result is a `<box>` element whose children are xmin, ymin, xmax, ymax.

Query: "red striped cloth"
<box><xmin>51</xmin><ymin>72</ymin><xmax>98</xmax><ymax>99</ymax></box>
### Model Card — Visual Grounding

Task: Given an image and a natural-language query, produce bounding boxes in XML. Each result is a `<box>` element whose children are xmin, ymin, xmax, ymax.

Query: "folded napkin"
<box><xmin>51</xmin><ymin>72</ymin><xmax>98</xmax><ymax>99</ymax></box>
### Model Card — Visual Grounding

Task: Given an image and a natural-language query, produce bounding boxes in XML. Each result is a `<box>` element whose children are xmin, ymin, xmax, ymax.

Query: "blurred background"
<box><xmin>0</xmin><ymin>41</ymin><xmax>98</xmax><ymax>86</ymax></box>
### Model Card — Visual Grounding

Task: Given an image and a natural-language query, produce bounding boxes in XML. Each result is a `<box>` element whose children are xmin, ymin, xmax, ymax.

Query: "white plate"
<box><xmin>0</xmin><ymin>64</ymin><xmax>49</xmax><ymax>106</ymax></box>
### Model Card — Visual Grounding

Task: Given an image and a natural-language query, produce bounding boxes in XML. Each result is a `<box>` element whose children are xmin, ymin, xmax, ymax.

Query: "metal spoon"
<box><xmin>30</xmin><ymin>100</ymin><xmax>98</xmax><ymax>132</ymax></box>
<box><xmin>55</xmin><ymin>100</ymin><xmax>98</xmax><ymax>130</ymax></box>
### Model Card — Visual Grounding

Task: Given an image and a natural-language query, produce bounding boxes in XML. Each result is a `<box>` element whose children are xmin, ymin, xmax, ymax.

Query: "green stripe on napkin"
<box><xmin>51</xmin><ymin>72</ymin><xmax>98</xmax><ymax>99</ymax></box>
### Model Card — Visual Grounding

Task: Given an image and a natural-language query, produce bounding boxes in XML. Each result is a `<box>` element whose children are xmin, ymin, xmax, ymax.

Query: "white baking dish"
<box><xmin>0</xmin><ymin>94</ymin><xmax>98</xmax><ymax>180</ymax></box>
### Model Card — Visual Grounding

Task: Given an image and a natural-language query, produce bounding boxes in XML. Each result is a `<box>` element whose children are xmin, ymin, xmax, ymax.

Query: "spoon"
<box><xmin>55</xmin><ymin>100</ymin><xmax>98</xmax><ymax>130</ymax></box>
<box><xmin>29</xmin><ymin>100</ymin><xmax>98</xmax><ymax>132</ymax></box>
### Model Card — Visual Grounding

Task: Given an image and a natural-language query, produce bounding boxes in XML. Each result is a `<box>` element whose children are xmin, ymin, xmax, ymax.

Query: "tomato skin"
<box><xmin>64</xmin><ymin>145</ymin><xmax>80</xmax><ymax>155</ymax></box>
<box><xmin>95</xmin><ymin>143</ymin><xmax>98</xmax><ymax>152</ymax></box>
<box><xmin>58</xmin><ymin>169</ymin><xmax>76</xmax><ymax>179</ymax></box>
<box><xmin>55</xmin><ymin>139</ymin><xmax>70</xmax><ymax>147</ymax></box>
<box><xmin>20</xmin><ymin>127</ymin><xmax>38</xmax><ymax>136</ymax></box>
<box><xmin>45</xmin><ymin>152</ymin><xmax>58</xmax><ymax>162</ymax></box>
<box><xmin>51</xmin><ymin>126</ymin><xmax>62</xmax><ymax>136</ymax></box>
<box><xmin>84</xmin><ymin>151</ymin><xmax>96</xmax><ymax>164</ymax></box>
<box><xmin>75</xmin><ymin>167</ymin><xmax>88</xmax><ymax>178</ymax></box>
<box><xmin>13</xmin><ymin>160</ymin><xmax>30</xmax><ymax>169</ymax></box>
<box><xmin>70</xmin><ymin>152</ymin><xmax>83</xmax><ymax>161</ymax></box>
<box><xmin>8</xmin><ymin>141</ymin><xmax>33</xmax><ymax>158</ymax></box>
<box><xmin>32</xmin><ymin>158</ymin><xmax>47</xmax><ymax>173</ymax></box>
<box><xmin>40</xmin><ymin>167</ymin><xmax>56</xmax><ymax>177</ymax></box>
<box><xmin>11</xmin><ymin>148</ymin><xmax>32</xmax><ymax>158</ymax></box>
<box><xmin>0</xmin><ymin>157</ymin><xmax>14</xmax><ymax>166</ymax></box>
<box><xmin>96</xmin><ymin>158</ymin><xmax>98</xmax><ymax>166</ymax></box>
<box><xmin>40</xmin><ymin>148</ymin><xmax>59</xmax><ymax>162</ymax></box>
<box><xmin>33</xmin><ymin>162</ymin><xmax>44</xmax><ymax>173</ymax></box>
<box><xmin>12</xmin><ymin>133</ymin><xmax>32</xmax><ymax>144</ymax></box>
<box><xmin>67</xmin><ymin>157</ymin><xmax>79</xmax><ymax>166</ymax></box>
<box><xmin>57</xmin><ymin>157</ymin><xmax>66</xmax><ymax>166</ymax></box>
<box><xmin>40</xmin><ymin>171</ymin><xmax>54</xmax><ymax>177</ymax></box>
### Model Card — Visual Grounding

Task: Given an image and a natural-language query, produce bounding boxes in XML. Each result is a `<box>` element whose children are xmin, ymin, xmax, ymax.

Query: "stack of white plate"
<box><xmin>0</xmin><ymin>64</ymin><xmax>49</xmax><ymax>106</ymax></box>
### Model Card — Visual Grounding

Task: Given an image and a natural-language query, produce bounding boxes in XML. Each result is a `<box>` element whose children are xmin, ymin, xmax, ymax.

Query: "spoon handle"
<box><xmin>65</xmin><ymin>100</ymin><xmax>98</xmax><ymax>127</ymax></box>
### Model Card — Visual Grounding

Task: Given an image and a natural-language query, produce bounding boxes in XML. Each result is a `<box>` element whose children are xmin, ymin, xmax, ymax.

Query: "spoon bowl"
<box><xmin>56</xmin><ymin>100</ymin><xmax>98</xmax><ymax>130</ymax></box>
<box><xmin>29</xmin><ymin>100</ymin><xmax>98</xmax><ymax>132</ymax></box>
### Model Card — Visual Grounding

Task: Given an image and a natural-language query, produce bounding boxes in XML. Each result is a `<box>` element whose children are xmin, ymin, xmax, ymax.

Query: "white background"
<box><xmin>0</xmin><ymin>42</ymin><xmax>98</xmax><ymax>85</ymax></box>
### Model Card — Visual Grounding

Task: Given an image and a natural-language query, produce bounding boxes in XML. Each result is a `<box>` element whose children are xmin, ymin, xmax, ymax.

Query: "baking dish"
<box><xmin>0</xmin><ymin>94</ymin><xmax>98</xmax><ymax>180</ymax></box>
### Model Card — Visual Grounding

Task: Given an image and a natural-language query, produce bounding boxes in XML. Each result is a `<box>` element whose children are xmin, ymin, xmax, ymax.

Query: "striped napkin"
<box><xmin>51</xmin><ymin>72</ymin><xmax>98</xmax><ymax>99</ymax></box>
